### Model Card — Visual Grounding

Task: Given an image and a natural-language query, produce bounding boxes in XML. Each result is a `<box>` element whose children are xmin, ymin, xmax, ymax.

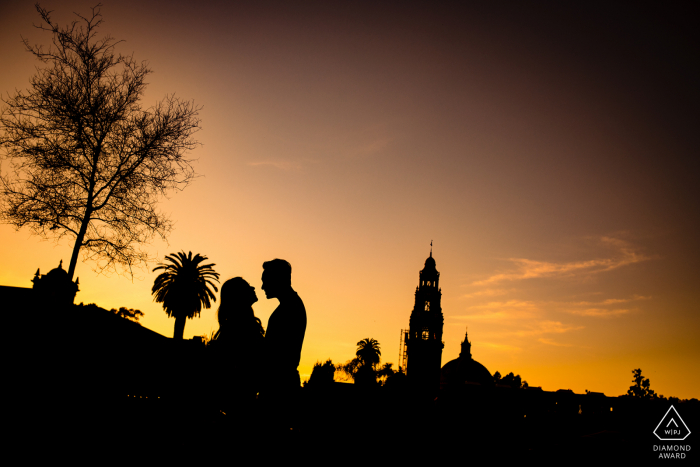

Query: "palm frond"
<box><xmin>151</xmin><ymin>250</ymin><xmax>220</xmax><ymax>319</ymax></box>
<box><xmin>356</xmin><ymin>338</ymin><xmax>381</xmax><ymax>368</ymax></box>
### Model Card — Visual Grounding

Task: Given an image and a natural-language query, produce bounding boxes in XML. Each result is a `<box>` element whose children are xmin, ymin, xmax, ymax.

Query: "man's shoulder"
<box><xmin>291</xmin><ymin>292</ymin><xmax>306</xmax><ymax>312</ymax></box>
<box><xmin>269</xmin><ymin>292</ymin><xmax>306</xmax><ymax>321</ymax></box>
<box><xmin>283</xmin><ymin>293</ymin><xmax>306</xmax><ymax>324</ymax></box>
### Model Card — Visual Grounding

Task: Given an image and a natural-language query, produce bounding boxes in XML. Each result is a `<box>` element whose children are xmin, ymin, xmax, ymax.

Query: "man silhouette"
<box><xmin>260</xmin><ymin>259</ymin><xmax>307</xmax><ymax>429</ymax></box>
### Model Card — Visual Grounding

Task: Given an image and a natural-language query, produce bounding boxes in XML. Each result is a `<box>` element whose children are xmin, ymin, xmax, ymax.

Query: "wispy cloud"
<box><xmin>454</xmin><ymin>300</ymin><xmax>539</xmax><ymax>321</ymax></box>
<box><xmin>566</xmin><ymin>308</ymin><xmax>631</xmax><ymax>317</ymax></box>
<box><xmin>248</xmin><ymin>157</ymin><xmax>320</xmax><ymax>171</ymax></box>
<box><xmin>358</xmin><ymin>137</ymin><xmax>392</xmax><ymax>155</ymax></box>
<box><xmin>471</xmin><ymin>237</ymin><xmax>650</xmax><ymax>286</ymax></box>
<box><xmin>558</xmin><ymin>294</ymin><xmax>648</xmax><ymax>318</ymax></box>
<box><xmin>471</xmin><ymin>300</ymin><xmax>538</xmax><ymax>310</ymax></box>
<box><xmin>461</xmin><ymin>288</ymin><xmax>511</xmax><ymax>299</ymax></box>
<box><xmin>343</xmin><ymin>122</ymin><xmax>395</xmax><ymax>159</ymax></box>
<box><xmin>248</xmin><ymin>160</ymin><xmax>302</xmax><ymax>171</ymax></box>
<box><xmin>481</xmin><ymin>342</ymin><xmax>522</xmax><ymax>352</ymax></box>
<box><xmin>538</xmin><ymin>338</ymin><xmax>573</xmax><ymax>347</ymax></box>
<box><xmin>512</xmin><ymin>320</ymin><xmax>584</xmax><ymax>337</ymax></box>
<box><xmin>564</xmin><ymin>295</ymin><xmax>650</xmax><ymax>307</ymax></box>
<box><xmin>453</xmin><ymin>311</ymin><xmax>513</xmax><ymax>322</ymax></box>
<box><xmin>456</xmin><ymin>294</ymin><xmax>645</xmax><ymax>322</ymax></box>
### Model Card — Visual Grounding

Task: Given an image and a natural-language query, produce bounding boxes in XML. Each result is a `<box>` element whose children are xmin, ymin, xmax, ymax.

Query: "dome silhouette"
<box><xmin>45</xmin><ymin>261</ymin><xmax>69</xmax><ymax>280</ymax></box>
<box><xmin>440</xmin><ymin>328</ymin><xmax>494</xmax><ymax>388</ymax></box>
<box><xmin>31</xmin><ymin>260</ymin><xmax>79</xmax><ymax>306</ymax></box>
<box><xmin>441</xmin><ymin>356</ymin><xmax>494</xmax><ymax>387</ymax></box>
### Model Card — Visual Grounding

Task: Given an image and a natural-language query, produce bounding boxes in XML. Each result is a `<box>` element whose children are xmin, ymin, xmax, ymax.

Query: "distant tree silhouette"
<box><xmin>151</xmin><ymin>251</ymin><xmax>219</xmax><ymax>340</ymax></box>
<box><xmin>336</xmin><ymin>339</ymin><xmax>392</xmax><ymax>385</ymax></box>
<box><xmin>383</xmin><ymin>366</ymin><xmax>407</xmax><ymax>389</ymax></box>
<box><xmin>0</xmin><ymin>4</ymin><xmax>200</xmax><ymax>280</ymax></box>
<box><xmin>377</xmin><ymin>362</ymin><xmax>396</xmax><ymax>385</ymax></box>
<box><xmin>75</xmin><ymin>302</ymin><xmax>143</xmax><ymax>324</ymax></box>
<box><xmin>354</xmin><ymin>364</ymin><xmax>377</xmax><ymax>386</ymax></box>
<box><xmin>627</xmin><ymin>368</ymin><xmax>658</xmax><ymax>400</ymax></box>
<box><xmin>337</xmin><ymin>358</ymin><xmax>361</xmax><ymax>382</ymax></box>
<box><xmin>307</xmin><ymin>359</ymin><xmax>336</xmax><ymax>386</ymax></box>
<box><xmin>111</xmin><ymin>307</ymin><xmax>144</xmax><ymax>323</ymax></box>
<box><xmin>494</xmin><ymin>371</ymin><xmax>528</xmax><ymax>389</ymax></box>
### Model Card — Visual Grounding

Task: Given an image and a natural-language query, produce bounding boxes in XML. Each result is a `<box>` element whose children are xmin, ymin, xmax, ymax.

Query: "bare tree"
<box><xmin>0</xmin><ymin>4</ymin><xmax>201</xmax><ymax>279</ymax></box>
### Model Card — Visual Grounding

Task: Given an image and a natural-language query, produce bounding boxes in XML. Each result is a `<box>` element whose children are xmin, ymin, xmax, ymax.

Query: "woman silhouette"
<box><xmin>210</xmin><ymin>277</ymin><xmax>265</xmax><ymax>417</ymax></box>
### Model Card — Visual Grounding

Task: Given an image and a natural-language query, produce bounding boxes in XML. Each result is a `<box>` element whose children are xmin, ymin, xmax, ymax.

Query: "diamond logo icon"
<box><xmin>654</xmin><ymin>406</ymin><xmax>691</xmax><ymax>441</ymax></box>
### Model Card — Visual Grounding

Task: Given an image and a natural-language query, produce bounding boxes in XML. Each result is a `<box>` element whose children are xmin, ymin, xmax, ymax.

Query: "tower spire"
<box><xmin>430</xmin><ymin>240</ymin><xmax>433</xmax><ymax>257</ymax></box>
<box><xmin>460</xmin><ymin>326</ymin><xmax>472</xmax><ymax>359</ymax></box>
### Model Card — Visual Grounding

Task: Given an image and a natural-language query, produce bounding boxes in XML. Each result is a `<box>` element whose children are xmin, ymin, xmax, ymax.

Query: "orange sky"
<box><xmin>1</xmin><ymin>1</ymin><xmax>698</xmax><ymax>399</ymax></box>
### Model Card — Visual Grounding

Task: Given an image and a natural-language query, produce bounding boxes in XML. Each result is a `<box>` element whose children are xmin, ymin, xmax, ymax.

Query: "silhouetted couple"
<box><xmin>212</xmin><ymin>258</ymin><xmax>306</xmax><ymax>432</ymax></box>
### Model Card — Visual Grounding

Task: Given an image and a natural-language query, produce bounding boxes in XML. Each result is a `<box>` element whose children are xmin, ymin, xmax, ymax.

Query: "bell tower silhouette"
<box><xmin>406</xmin><ymin>242</ymin><xmax>444</xmax><ymax>393</ymax></box>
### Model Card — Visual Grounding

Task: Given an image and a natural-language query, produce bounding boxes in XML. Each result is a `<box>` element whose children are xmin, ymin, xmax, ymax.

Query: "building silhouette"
<box><xmin>440</xmin><ymin>328</ymin><xmax>493</xmax><ymax>388</ymax></box>
<box><xmin>406</xmin><ymin>246</ymin><xmax>444</xmax><ymax>394</ymax></box>
<box><xmin>31</xmin><ymin>260</ymin><xmax>80</xmax><ymax>307</ymax></box>
<box><xmin>0</xmin><ymin>260</ymin><xmax>79</xmax><ymax>311</ymax></box>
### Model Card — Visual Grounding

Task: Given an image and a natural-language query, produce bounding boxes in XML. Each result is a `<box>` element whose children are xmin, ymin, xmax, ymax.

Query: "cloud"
<box><xmin>558</xmin><ymin>294</ymin><xmax>647</xmax><ymax>318</ymax></box>
<box><xmin>538</xmin><ymin>338</ymin><xmax>573</xmax><ymax>347</ymax></box>
<box><xmin>461</xmin><ymin>288</ymin><xmax>511</xmax><ymax>299</ymax></box>
<box><xmin>457</xmin><ymin>295</ymin><xmax>643</xmax><ymax>322</ymax></box>
<box><xmin>454</xmin><ymin>300</ymin><xmax>539</xmax><ymax>321</ymax></box>
<box><xmin>247</xmin><ymin>160</ymin><xmax>302</xmax><ymax>171</ymax></box>
<box><xmin>481</xmin><ymin>342</ymin><xmax>522</xmax><ymax>352</ymax></box>
<box><xmin>566</xmin><ymin>308</ymin><xmax>631</xmax><ymax>317</ymax></box>
<box><xmin>564</xmin><ymin>295</ymin><xmax>650</xmax><ymax>307</ymax></box>
<box><xmin>248</xmin><ymin>157</ymin><xmax>319</xmax><ymax>171</ymax></box>
<box><xmin>359</xmin><ymin>137</ymin><xmax>392</xmax><ymax>155</ymax></box>
<box><xmin>453</xmin><ymin>311</ymin><xmax>512</xmax><ymax>322</ymax></box>
<box><xmin>512</xmin><ymin>320</ymin><xmax>584</xmax><ymax>337</ymax></box>
<box><xmin>470</xmin><ymin>300</ymin><xmax>537</xmax><ymax>310</ymax></box>
<box><xmin>471</xmin><ymin>237</ymin><xmax>650</xmax><ymax>286</ymax></box>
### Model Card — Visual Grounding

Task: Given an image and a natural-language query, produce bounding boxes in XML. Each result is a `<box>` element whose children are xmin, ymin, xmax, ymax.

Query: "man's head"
<box><xmin>261</xmin><ymin>258</ymin><xmax>292</xmax><ymax>299</ymax></box>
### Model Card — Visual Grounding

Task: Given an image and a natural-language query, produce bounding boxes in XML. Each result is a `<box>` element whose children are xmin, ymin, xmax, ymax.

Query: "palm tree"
<box><xmin>356</xmin><ymin>338</ymin><xmax>381</xmax><ymax>368</ymax></box>
<box><xmin>152</xmin><ymin>251</ymin><xmax>220</xmax><ymax>340</ymax></box>
<box><xmin>355</xmin><ymin>338</ymin><xmax>381</xmax><ymax>385</ymax></box>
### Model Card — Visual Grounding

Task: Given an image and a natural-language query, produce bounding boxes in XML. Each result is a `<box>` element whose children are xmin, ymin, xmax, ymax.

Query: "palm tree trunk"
<box><xmin>174</xmin><ymin>315</ymin><xmax>186</xmax><ymax>340</ymax></box>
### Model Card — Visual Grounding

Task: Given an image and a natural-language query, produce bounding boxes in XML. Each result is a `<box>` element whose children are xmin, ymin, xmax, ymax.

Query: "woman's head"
<box><xmin>216</xmin><ymin>277</ymin><xmax>265</xmax><ymax>337</ymax></box>
<box><xmin>220</xmin><ymin>277</ymin><xmax>258</xmax><ymax>308</ymax></box>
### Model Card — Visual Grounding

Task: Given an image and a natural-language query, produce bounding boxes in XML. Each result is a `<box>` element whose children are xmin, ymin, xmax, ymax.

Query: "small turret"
<box><xmin>459</xmin><ymin>327</ymin><xmax>472</xmax><ymax>360</ymax></box>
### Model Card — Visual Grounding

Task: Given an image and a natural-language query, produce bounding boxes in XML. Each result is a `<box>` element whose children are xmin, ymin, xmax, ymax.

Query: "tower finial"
<box><xmin>430</xmin><ymin>240</ymin><xmax>433</xmax><ymax>257</ymax></box>
<box><xmin>460</xmin><ymin>326</ymin><xmax>472</xmax><ymax>359</ymax></box>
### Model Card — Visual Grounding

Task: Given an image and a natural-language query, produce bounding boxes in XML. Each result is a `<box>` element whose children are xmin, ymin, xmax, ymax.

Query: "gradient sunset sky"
<box><xmin>1</xmin><ymin>1</ymin><xmax>698</xmax><ymax>399</ymax></box>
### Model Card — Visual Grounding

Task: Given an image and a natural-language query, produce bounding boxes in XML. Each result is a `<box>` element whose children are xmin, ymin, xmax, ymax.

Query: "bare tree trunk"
<box><xmin>67</xmin><ymin>213</ymin><xmax>91</xmax><ymax>281</ymax></box>
<box><xmin>67</xmin><ymin>169</ymin><xmax>95</xmax><ymax>280</ymax></box>
<box><xmin>174</xmin><ymin>315</ymin><xmax>186</xmax><ymax>340</ymax></box>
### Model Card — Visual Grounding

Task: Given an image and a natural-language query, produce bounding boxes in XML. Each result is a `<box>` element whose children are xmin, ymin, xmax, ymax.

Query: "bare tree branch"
<box><xmin>0</xmin><ymin>3</ymin><xmax>201</xmax><ymax>280</ymax></box>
